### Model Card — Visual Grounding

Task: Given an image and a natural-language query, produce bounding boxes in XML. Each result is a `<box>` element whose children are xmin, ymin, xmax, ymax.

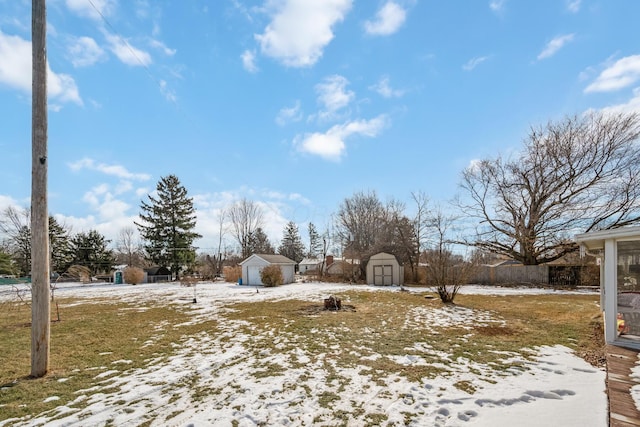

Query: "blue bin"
<box><xmin>238</xmin><ymin>278</ymin><xmax>242</xmax><ymax>285</ymax></box>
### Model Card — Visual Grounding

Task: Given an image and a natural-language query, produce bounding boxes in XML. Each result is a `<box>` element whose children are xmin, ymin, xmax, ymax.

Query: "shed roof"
<box><xmin>240</xmin><ymin>254</ymin><xmax>296</xmax><ymax>265</ymax></box>
<box><xmin>369</xmin><ymin>252</ymin><xmax>399</xmax><ymax>262</ymax></box>
<box><xmin>299</xmin><ymin>258</ymin><xmax>322</xmax><ymax>265</ymax></box>
<box><xmin>144</xmin><ymin>266</ymin><xmax>171</xmax><ymax>275</ymax></box>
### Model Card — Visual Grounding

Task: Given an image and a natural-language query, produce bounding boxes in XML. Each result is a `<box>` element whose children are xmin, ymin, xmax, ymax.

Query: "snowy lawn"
<box><xmin>0</xmin><ymin>282</ymin><xmax>608</xmax><ymax>426</ymax></box>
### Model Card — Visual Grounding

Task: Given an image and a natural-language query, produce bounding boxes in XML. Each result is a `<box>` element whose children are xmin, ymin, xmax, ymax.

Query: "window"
<box><xmin>616</xmin><ymin>241</ymin><xmax>640</xmax><ymax>340</ymax></box>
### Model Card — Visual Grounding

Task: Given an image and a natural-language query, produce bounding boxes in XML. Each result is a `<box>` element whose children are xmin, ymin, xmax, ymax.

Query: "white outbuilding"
<box><xmin>366</xmin><ymin>252</ymin><xmax>404</xmax><ymax>286</ymax></box>
<box><xmin>239</xmin><ymin>254</ymin><xmax>296</xmax><ymax>286</ymax></box>
<box><xmin>299</xmin><ymin>257</ymin><xmax>322</xmax><ymax>274</ymax></box>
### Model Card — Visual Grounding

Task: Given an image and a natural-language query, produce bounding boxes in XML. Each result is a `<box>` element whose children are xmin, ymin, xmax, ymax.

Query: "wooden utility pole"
<box><xmin>31</xmin><ymin>0</ymin><xmax>50</xmax><ymax>378</ymax></box>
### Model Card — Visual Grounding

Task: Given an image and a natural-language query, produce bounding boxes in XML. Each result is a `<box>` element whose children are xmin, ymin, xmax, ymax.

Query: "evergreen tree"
<box><xmin>279</xmin><ymin>221</ymin><xmax>305</xmax><ymax>263</ymax></box>
<box><xmin>0</xmin><ymin>247</ymin><xmax>16</xmax><ymax>275</ymax></box>
<box><xmin>136</xmin><ymin>175</ymin><xmax>201</xmax><ymax>279</ymax></box>
<box><xmin>307</xmin><ymin>222</ymin><xmax>322</xmax><ymax>258</ymax></box>
<box><xmin>69</xmin><ymin>230</ymin><xmax>114</xmax><ymax>275</ymax></box>
<box><xmin>13</xmin><ymin>225</ymin><xmax>30</xmax><ymax>276</ymax></box>
<box><xmin>50</xmin><ymin>217</ymin><xmax>73</xmax><ymax>274</ymax></box>
<box><xmin>247</xmin><ymin>227</ymin><xmax>274</xmax><ymax>254</ymax></box>
<box><xmin>0</xmin><ymin>207</ymin><xmax>71</xmax><ymax>276</ymax></box>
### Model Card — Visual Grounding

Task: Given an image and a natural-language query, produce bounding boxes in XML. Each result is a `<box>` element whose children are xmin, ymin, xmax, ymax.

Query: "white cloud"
<box><xmin>369</xmin><ymin>76</ymin><xmax>404</xmax><ymax>98</ymax></box>
<box><xmin>255</xmin><ymin>0</ymin><xmax>352</xmax><ymax>67</ymax></box>
<box><xmin>65</xmin><ymin>0</ymin><xmax>116</xmax><ymax>21</ymax></box>
<box><xmin>149</xmin><ymin>39</ymin><xmax>176</xmax><ymax>56</ymax></box>
<box><xmin>0</xmin><ymin>31</ymin><xmax>82</xmax><ymax>105</ymax></box>
<box><xmin>192</xmin><ymin>188</ymin><xmax>310</xmax><ymax>251</ymax></box>
<box><xmin>566</xmin><ymin>0</ymin><xmax>582</xmax><ymax>13</ymax></box>
<box><xmin>115</xmin><ymin>180</ymin><xmax>134</xmax><ymax>195</ymax></box>
<box><xmin>599</xmin><ymin>87</ymin><xmax>640</xmax><ymax>115</ymax></box>
<box><xmin>315</xmin><ymin>75</ymin><xmax>354</xmax><ymax>120</ymax></box>
<box><xmin>0</xmin><ymin>31</ymin><xmax>35</xmax><ymax>92</ymax></box>
<box><xmin>231</xmin><ymin>0</ymin><xmax>255</xmax><ymax>23</ymax></box>
<box><xmin>585</xmin><ymin>55</ymin><xmax>640</xmax><ymax>93</ymax></box>
<box><xmin>135</xmin><ymin>0</ymin><xmax>150</xmax><ymax>19</ymax></box>
<box><xmin>68</xmin><ymin>158</ymin><xmax>151</xmax><ymax>181</ymax></box>
<box><xmin>104</xmin><ymin>32</ymin><xmax>152</xmax><ymax>67</ymax></box>
<box><xmin>276</xmin><ymin>100</ymin><xmax>303</xmax><ymax>126</ymax></box>
<box><xmin>489</xmin><ymin>0</ymin><xmax>506</xmax><ymax>13</ymax></box>
<box><xmin>463</xmin><ymin>56</ymin><xmax>489</xmax><ymax>71</ymax></box>
<box><xmin>49</xmin><ymin>71</ymin><xmax>83</xmax><ymax>105</ymax></box>
<box><xmin>294</xmin><ymin>115</ymin><xmax>388</xmax><ymax>161</ymax></box>
<box><xmin>159</xmin><ymin>80</ymin><xmax>177</xmax><ymax>102</ymax></box>
<box><xmin>136</xmin><ymin>187</ymin><xmax>149</xmax><ymax>198</ymax></box>
<box><xmin>0</xmin><ymin>194</ymin><xmax>22</xmax><ymax>214</ymax></box>
<box><xmin>537</xmin><ymin>33</ymin><xmax>575</xmax><ymax>60</ymax></box>
<box><xmin>68</xmin><ymin>36</ymin><xmax>107</xmax><ymax>67</ymax></box>
<box><xmin>466</xmin><ymin>159</ymin><xmax>483</xmax><ymax>173</ymax></box>
<box><xmin>66</xmin><ymin>183</ymin><xmax>139</xmax><ymax>243</ymax></box>
<box><xmin>241</xmin><ymin>49</ymin><xmax>259</xmax><ymax>73</ymax></box>
<box><xmin>364</xmin><ymin>1</ymin><xmax>407</xmax><ymax>36</ymax></box>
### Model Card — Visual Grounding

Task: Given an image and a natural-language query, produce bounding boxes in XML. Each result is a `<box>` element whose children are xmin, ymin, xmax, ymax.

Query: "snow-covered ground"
<box><xmin>0</xmin><ymin>282</ymin><xmax>610</xmax><ymax>426</ymax></box>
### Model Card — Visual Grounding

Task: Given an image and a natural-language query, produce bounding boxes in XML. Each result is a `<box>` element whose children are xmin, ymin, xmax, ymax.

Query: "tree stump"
<box><xmin>324</xmin><ymin>296</ymin><xmax>342</xmax><ymax>311</ymax></box>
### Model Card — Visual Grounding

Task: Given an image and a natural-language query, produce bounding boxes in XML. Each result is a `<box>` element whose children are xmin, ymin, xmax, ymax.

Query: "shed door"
<box><xmin>374</xmin><ymin>265</ymin><xmax>393</xmax><ymax>286</ymax></box>
<box><xmin>248</xmin><ymin>266</ymin><xmax>263</xmax><ymax>285</ymax></box>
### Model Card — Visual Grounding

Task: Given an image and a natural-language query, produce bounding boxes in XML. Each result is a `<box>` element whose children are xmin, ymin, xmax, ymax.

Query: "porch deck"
<box><xmin>607</xmin><ymin>345</ymin><xmax>640</xmax><ymax>426</ymax></box>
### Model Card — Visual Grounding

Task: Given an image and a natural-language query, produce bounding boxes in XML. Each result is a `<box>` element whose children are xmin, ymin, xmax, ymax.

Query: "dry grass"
<box><xmin>0</xmin><ymin>298</ymin><xmax>218</xmax><ymax>421</ymax></box>
<box><xmin>223</xmin><ymin>291</ymin><xmax>603</xmax><ymax>382</ymax></box>
<box><xmin>0</xmin><ymin>289</ymin><xmax>603</xmax><ymax>422</ymax></box>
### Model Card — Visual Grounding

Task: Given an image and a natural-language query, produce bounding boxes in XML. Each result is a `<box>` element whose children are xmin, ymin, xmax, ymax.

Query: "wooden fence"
<box><xmin>470</xmin><ymin>264</ymin><xmax>599</xmax><ymax>287</ymax></box>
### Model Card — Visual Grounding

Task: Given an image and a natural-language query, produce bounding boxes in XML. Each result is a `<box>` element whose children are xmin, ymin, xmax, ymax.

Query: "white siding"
<box><xmin>240</xmin><ymin>254</ymin><xmax>296</xmax><ymax>286</ymax></box>
<box><xmin>366</xmin><ymin>252</ymin><xmax>404</xmax><ymax>286</ymax></box>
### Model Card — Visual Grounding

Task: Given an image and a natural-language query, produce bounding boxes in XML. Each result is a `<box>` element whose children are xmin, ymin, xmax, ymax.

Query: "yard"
<box><xmin>0</xmin><ymin>282</ymin><xmax>607</xmax><ymax>426</ymax></box>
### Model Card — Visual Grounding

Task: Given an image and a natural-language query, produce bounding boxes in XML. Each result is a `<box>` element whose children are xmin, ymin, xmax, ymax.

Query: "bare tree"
<box><xmin>215</xmin><ymin>208</ymin><xmax>228</xmax><ymax>276</ymax></box>
<box><xmin>335</xmin><ymin>190</ymin><xmax>387</xmax><ymax>259</ymax></box>
<box><xmin>0</xmin><ymin>207</ymin><xmax>30</xmax><ymax>274</ymax></box>
<box><xmin>335</xmin><ymin>191</ymin><xmax>415</xmax><ymax>279</ymax></box>
<box><xmin>116</xmin><ymin>226</ymin><xmax>143</xmax><ymax>267</ymax></box>
<box><xmin>459</xmin><ymin>111</ymin><xmax>640</xmax><ymax>265</ymax></box>
<box><xmin>0</xmin><ymin>207</ymin><xmax>71</xmax><ymax>275</ymax></box>
<box><xmin>228</xmin><ymin>198</ymin><xmax>264</xmax><ymax>258</ymax></box>
<box><xmin>424</xmin><ymin>207</ymin><xmax>477</xmax><ymax>303</ymax></box>
<box><xmin>410</xmin><ymin>191</ymin><xmax>430</xmax><ymax>282</ymax></box>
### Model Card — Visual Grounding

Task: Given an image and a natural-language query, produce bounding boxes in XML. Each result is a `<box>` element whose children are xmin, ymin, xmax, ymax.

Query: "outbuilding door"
<box><xmin>373</xmin><ymin>265</ymin><xmax>393</xmax><ymax>285</ymax></box>
<box><xmin>247</xmin><ymin>265</ymin><xmax>264</xmax><ymax>285</ymax></box>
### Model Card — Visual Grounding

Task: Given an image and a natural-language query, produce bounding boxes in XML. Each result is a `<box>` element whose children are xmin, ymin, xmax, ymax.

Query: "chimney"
<box><xmin>326</xmin><ymin>255</ymin><xmax>334</xmax><ymax>266</ymax></box>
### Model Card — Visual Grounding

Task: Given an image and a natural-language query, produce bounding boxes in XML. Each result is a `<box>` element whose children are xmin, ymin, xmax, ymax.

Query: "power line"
<box><xmin>84</xmin><ymin>0</ymin><xmax>208</xmax><ymax>149</ymax></box>
<box><xmin>85</xmin><ymin>0</ymin><xmax>165</xmax><ymax>94</ymax></box>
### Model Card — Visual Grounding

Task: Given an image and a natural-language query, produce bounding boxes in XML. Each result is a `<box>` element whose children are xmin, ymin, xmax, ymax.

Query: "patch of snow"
<box><xmin>0</xmin><ymin>281</ymin><xmax>607</xmax><ymax>426</ymax></box>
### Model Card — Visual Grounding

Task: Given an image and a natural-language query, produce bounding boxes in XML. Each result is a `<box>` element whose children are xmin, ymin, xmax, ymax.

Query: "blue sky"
<box><xmin>1</xmin><ymin>0</ymin><xmax>639</xmax><ymax>254</ymax></box>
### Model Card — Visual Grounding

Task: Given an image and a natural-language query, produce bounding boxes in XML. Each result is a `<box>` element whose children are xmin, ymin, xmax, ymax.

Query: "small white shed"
<box><xmin>239</xmin><ymin>254</ymin><xmax>296</xmax><ymax>286</ymax></box>
<box><xmin>576</xmin><ymin>226</ymin><xmax>640</xmax><ymax>349</ymax></box>
<box><xmin>366</xmin><ymin>252</ymin><xmax>404</xmax><ymax>286</ymax></box>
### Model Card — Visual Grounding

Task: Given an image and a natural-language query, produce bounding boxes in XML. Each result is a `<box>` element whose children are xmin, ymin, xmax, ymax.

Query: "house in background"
<box><xmin>326</xmin><ymin>259</ymin><xmax>347</xmax><ymax>276</ymax></box>
<box><xmin>239</xmin><ymin>254</ymin><xmax>296</xmax><ymax>286</ymax></box>
<box><xmin>299</xmin><ymin>257</ymin><xmax>323</xmax><ymax>274</ymax></box>
<box><xmin>366</xmin><ymin>252</ymin><xmax>404</xmax><ymax>286</ymax></box>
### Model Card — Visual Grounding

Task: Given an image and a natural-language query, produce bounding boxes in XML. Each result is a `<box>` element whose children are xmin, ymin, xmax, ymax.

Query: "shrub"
<box><xmin>260</xmin><ymin>265</ymin><xmax>283</xmax><ymax>287</ymax></box>
<box><xmin>123</xmin><ymin>266</ymin><xmax>145</xmax><ymax>285</ymax></box>
<box><xmin>223</xmin><ymin>265</ymin><xmax>241</xmax><ymax>283</ymax></box>
<box><xmin>62</xmin><ymin>265</ymin><xmax>92</xmax><ymax>283</ymax></box>
<box><xmin>180</xmin><ymin>276</ymin><xmax>199</xmax><ymax>287</ymax></box>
